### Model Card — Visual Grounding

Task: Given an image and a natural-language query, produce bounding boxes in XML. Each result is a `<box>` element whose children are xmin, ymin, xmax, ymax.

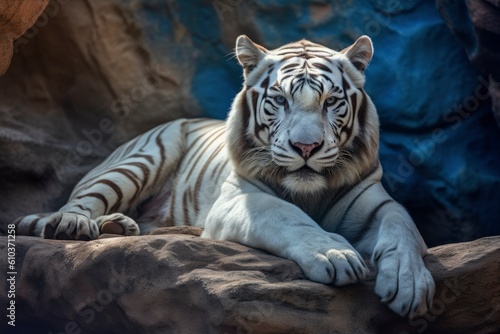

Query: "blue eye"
<box><xmin>274</xmin><ymin>95</ymin><xmax>287</xmax><ymax>105</ymax></box>
<box><xmin>325</xmin><ymin>97</ymin><xmax>336</xmax><ymax>106</ymax></box>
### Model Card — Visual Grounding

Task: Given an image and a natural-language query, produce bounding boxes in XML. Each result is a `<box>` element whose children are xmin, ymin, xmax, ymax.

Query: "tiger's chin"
<box><xmin>281</xmin><ymin>168</ymin><xmax>329</xmax><ymax>195</ymax></box>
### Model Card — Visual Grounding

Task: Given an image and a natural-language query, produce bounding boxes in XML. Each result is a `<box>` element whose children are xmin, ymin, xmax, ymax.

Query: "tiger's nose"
<box><xmin>291</xmin><ymin>141</ymin><xmax>323</xmax><ymax>159</ymax></box>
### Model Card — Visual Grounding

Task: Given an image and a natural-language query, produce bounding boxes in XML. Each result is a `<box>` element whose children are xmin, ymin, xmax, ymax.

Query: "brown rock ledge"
<box><xmin>0</xmin><ymin>229</ymin><xmax>499</xmax><ymax>334</ymax></box>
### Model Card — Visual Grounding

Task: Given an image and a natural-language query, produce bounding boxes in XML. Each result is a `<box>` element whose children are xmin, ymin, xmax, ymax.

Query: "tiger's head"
<box><xmin>226</xmin><ymin>35</ymin><xmax>380</xmax><ymax>196</ymax></box>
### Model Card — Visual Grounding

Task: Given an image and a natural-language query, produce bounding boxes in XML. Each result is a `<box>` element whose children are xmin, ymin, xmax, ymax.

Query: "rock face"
<box><xmin>0</xmin><ymin>0</ymin><xmax>48</xmax><ymax>75</ymax></box>
<box><xmin>437</xmin><ymin>0</ymin><xmax>500</xmax><ymax>126</ymax></box>
<box><xmin>0</xmin><ymin>0</ymin><xmax>499</xmax><ymax>246</ymax></box>
<box><xmin>1</xmin><ymin>231</ymin><xmax>499</xmax><ymax>334</ymax></box>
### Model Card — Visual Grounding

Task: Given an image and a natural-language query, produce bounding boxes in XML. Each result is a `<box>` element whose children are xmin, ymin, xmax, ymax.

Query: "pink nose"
<box><xmin>292</xmin><ymin>141</ymin><xmax>321</xmax><ymax>159</ymax></box>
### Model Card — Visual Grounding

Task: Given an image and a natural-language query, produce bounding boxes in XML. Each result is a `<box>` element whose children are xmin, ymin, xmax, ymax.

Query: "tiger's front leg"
<box><xmin>347</xmin><ymin>183</ymin><xmax>436</xmax><ymax>318</ymax></box>
<box><xmin>203</xmin><ymin>172</ymin><xmax>369</xmax><ymax>285</ymax></box>
<box><xmin>368</xmin><ymin>208</ymin><xmax>435</xmax><ymax>319</ymax></box>
<box><xmin>38</xmin><ymin>122</ymin><xmax>185</xmax><ymax>240</ymax></box>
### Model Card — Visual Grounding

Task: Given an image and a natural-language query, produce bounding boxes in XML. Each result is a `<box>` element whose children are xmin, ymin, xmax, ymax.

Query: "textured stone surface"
<box><xmin>0</xmin><ymin>0</ymin><xmax>48</xmax><ymax>75</ymax></box>
<box><xmin>0</xmin><ymin>1</ymin><xmax>499</xmax><ymax>247</ymax></box>
<box><xmin>1</xmin><ymin>231</ymin><xmax>499</xmax><ymax>334</ymax></box>
<box><xmin>438</xmin><ymin>0</ymin><xmax>500</xmax><ymax>126</ymax></box>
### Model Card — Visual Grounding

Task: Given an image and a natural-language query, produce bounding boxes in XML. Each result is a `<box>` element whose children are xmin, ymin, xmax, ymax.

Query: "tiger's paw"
<box><xmin>291</xmin><ymin>232</ymin><xmax>369</xmax><ymax>286</ymax></box>
<box><xmin>374</xmin><ymin>249</ymin><xmax>435</xmax><ymax>318</ymax></box>
<box><xmin>43</xmin><ymin>212</ymin><xmax>100</xmax><ymax>240</ymax></box>
<box><xmin>95</xmin><ymin>213</ymin><xmax>140</xmax><ymax>236</ymax></box>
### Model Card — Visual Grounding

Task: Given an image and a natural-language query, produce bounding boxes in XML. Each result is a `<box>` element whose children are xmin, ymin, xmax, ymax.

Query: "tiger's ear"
<box><xmin>340</xmin><ymin>35</ymin><xmax>373</xmax><ymax>73</ymax></box>
<box><xmin>235</xmin><ymin>35</ymin><xmax>267</xmax><ymax>75</ymax></box>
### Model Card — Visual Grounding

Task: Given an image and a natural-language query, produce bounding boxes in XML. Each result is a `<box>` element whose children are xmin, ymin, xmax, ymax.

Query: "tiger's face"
<box><xmin>227</xmin><ymin>36</ymin><xmax>379</xmax><ymax>195</ymax></box>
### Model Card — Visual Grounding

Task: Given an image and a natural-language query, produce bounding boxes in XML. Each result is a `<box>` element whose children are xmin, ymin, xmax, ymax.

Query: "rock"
<box><xmin>0</xmin><ymin>0</ymin><xmax>48</xmax><ymax>75</ymax></box>
<box><xmin>1</xmin><ymin>1</ymin><xmax>499</xmax><ymax>247</ymax></box>
<box><xmin>0</xmin><ymin>231</ymin><xmax>498</xmax><ymax>334</ymax></box>
<box><xmin>438</xmin><ymin>0</ymin><xmax>500</xmax><ymax>126</ymax></box>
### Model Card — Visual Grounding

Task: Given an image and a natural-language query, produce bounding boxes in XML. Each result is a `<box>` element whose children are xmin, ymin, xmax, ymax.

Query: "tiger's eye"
<box><xmin>325</xmin><ymin>97</ymin><xmax>336</xmax><ymax>106</ymax></box>
<box><xmin>274</xmin><ymin>95</ymin><xmax>287</xmax><ymax>105</ymax></box>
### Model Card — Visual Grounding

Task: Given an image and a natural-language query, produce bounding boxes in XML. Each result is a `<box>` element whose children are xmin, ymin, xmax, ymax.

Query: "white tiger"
<box><xmin>15</xmin><ymin>35</ymin><xmax>435</xmax><ymax>318</ymax></box>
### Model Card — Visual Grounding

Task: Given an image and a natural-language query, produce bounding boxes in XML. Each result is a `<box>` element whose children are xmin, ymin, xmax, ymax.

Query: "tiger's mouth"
<box><xmin>291</xmin><ymin>165</ymin><xmax>321</xmax><ymax>177</ymax></box>
<box><xmin>282</xmin><ymin>163</ymin><xmax>328</xmax><ymax>193</ymax></box>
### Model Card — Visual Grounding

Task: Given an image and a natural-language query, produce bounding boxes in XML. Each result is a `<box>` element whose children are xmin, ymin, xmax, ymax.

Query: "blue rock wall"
<box><xmin>149</xmin><ymin>0</ymin><xmax>499</xmax><ymax>245</ymax></box>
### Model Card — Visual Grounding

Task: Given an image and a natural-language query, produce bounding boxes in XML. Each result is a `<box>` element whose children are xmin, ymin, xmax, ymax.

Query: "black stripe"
<box><xmin>96</xmin><ymin>179</ymin><xmax>123</xmax><ymax>213</ymax></box>
<box><xmin>357</xmin><ymin>90</ymin><xmax>368</xmax><ymax>134</ymax></box>
<box><xmin>341</xmin><ymin>93</ymin><xmax>358</xmax><ymax>144</ymax></box>
<box><xmin>185</xmin><ymin>127</ymin><xmax>211</xmax><ymax>153</ymax></box>
<box><xmin>114</xmin><ymin>168</ymin><xmax>141</xmax><ymax>196</ymax></box>
<box><xmin>83</xmin><ymin>179</ymin><xmax>123</xmax><ymax>207</ymax></box>
<box><xmin>337</xmin><ymin>64</ymin><xmax>344</xmax><ymax>75</ymax></box>
<box><xmin>373</xmin><ymin>244</ymin><xmax>397</xmax><ymax>263</ymax></box>
<box><xmin>75</xmin><ymin>193</ymin><xmax>109</xmax><ymax>213</ymax></box>
<box><xmin>185</xmin><ymin>128</ymin><xmax>225</xmax><ymax>180</ymax></box>
<box><xmin>138</xmin><ymin>125</ymin><xmax>163</xmax><ymax>152</ymax></box>
<box><xmin>277</xmin><ymin>45</ymin><xmax>305</xmax><ymax>52</ymax></box>
<box><xmin>311</xmin><ymin>62</ymin><xmax>332</xmax><ymax>73</ymax></box>
<box><xmin>29</xmin><ymin>217</ymin><xmax>41</xmax><ymax>235</ymax></box>
<box><xmin>75</xmin><ymin>168</ymin><xmax>141</xmax><ymax>207</ymax></box>
<box><xmin>252</xmin><ymin>90</ymin><xmax>268</xmax><ymax>142</ymax></box>
<box><xmin>260</xmin><ymin>76</ymin><xmax>270</xmax><ymax>89</ymax></box>
<box><xmin>193</xmin><ymin>142</ymin><xmax>224</xmax><ymax>213</ymax></box>
<box><xmin>186</xmin><ymin>122</ymin><xmax>220</xmax><ymax>135</ymax></box>
<box><xmin>213</xmin><ymin>159</ymin><xmax>229</xmax><ymax>182</ymax></box>
<box><xmin>342</xmin><ymin>73</ymin><xmax>351</xmax><ymax>92</ymax></box>
<box><xmin>350</xmin><ymin>199</ymin><xmax>395</xmax><ymax>244</ymax></box>
<box><xmin>77</xmin><ymin>167</ymin><xmax>141</xmax><ymax>210</ymax></box>
<box><xmin>75</xmin><ymin>204</ymin><xmax>93</xmax><ymax>215</ymax></box>
<box><xmin>152</xmin><ymin>123</ymin><xmax>171</xmax><ymax>185</ymax></box>
<box><xmin>129</xmin><ymin>153</ymin><xmax>155</xmax><ymax>165</ymax></box>
<box><xmin>169</xmin><ymin>186</ymin><xmax>177</xmax><ymax>226</ymax></box>
<box><xmin>338</xmin><ymin>183</ymin><xmax>377</xmax><ymax>225</ymax></box>
<box><xmin>280</xmin><ymin>63</ymin><xmax>300</xmax><ymax>72</ymax></box>
<box><xmin>267</xmin><ymin>65</ymin><xmax>274</xmax><ymax>75</ymax></box>
<box><xmin>316</xmin><ymin>153</ymin><xmax>338</xmax><ymax>161</ymax></box>
<box><xmin>121</xmin><ymin>141</ymin><xmax>139</xmax><ymax>159</ymax></box>
<box><xmin>240</xmin><ymin>89</ymin><xmax>251</xmax><ymax>138</ymax></box>
<box><xmin>366</xmin><ymin>199</ymin><xmax>395</xmax><ymax>225</ymax></box>
<box><xmin>182</xmin><ymin>190</ymin><xmax>191</xmax><ymax>225</ymax></box>
<box><xmin>279</xmin><ymin>53</ymin><xmax>320</xmax><ymax>61</ymax></box>
<box><xmin>126</xmin><ymin>162</ymin><xmax>150</xmax><ymax>181</ymax></box>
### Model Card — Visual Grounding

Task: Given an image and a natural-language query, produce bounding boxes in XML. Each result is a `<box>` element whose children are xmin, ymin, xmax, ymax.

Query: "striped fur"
<box><xmin>15</xmin><ymin>35</ymin><xmax>434</xmax><ymax>318</ymax></box>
